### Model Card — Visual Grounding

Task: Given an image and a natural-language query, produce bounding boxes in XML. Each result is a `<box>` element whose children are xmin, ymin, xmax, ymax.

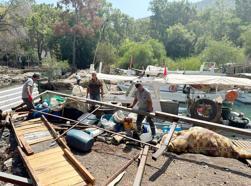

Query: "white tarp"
<box><xmin>96</xmin><ymin>73</ymin><xmax>167</xmax><ymax>84</ymax></box>
<box><xmin>165</xmin><ymin>74</ymin><xmax>251</xmax><ymax>89</ymax></box>
<box><xmin>96</xmin><ymin>73</ymin><xmax>138</xmax><ymax>82</ymax></box>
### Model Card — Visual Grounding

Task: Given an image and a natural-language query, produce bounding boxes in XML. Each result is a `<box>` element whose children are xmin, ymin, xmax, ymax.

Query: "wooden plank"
<box><xmin>10</xmin><ymin>119</ymin><xmax>23</xmax><ymax>148</ymax></box>
<box><xmin>133</xmin><ymin>145</ymin><xmax>149</xmax><ymax>186</ymax></box>
<box><xmin>27</xmin><ymin>147</ymin><xmax>62</xmax><ymax>159</ymax></box>
<box><xmin>41</xmin><ymin>116</ymin><xmax>69</xmax><ymax>150</ymax></box>
<box><xmin>19</xmin><ymin>118</ymin><xmax>42</xmax><ymax>126</ymax></box>
<box><xmin>34</xmin><ymin>160</ymin><xmax>69</xmax><ymax>172</ymax></box>
<box><xmin>51</xmin><ymin>176</ymin><xmax>86</xmax><ymax>186</ymax></box>
<box><xmin>29</xmin><ymin>136</ymin><xmax>53</xmax><ymax>145</ymax></box>
<box><xmin>155</xmin><ymin>111</ymin><xmax>251</xmax><ymax>137</ymax></box>
<box><xmin>19</xmin><ymin>135</ymin><xmax>34</xmax><ymax>155</ymax></box>
<box><xmin>29</xmin><ymin>153</ymin><xmax>66</xmax><ymax>166</ymax></box>
<box><xmin>17</xmin><ymin>126</ymin><xmax>47</xmax><ymax>133</ymax></box>
<box><xmin>32</xmin><ymin>159</ymin><xmax>67</xmax><ymax>172</ymax></box>
<box><xmin>233</xmin><ymin>140</ymin><xmax>251</xmax><ymax>167</ymax></box>
<box><xmin>152</xmin><ymin>122</ymin><xmax>177</xmax><ymax>160</ymax></box>
<box><xmin>105</xmin><ymin>153</ymin><xmax>140</xmax><ymax>186</ymax></box>
<box><xmin>63</xmin><ymin>148</ymin><xmax>95</xmax><ymax>184</ymax></box>
<box><xmin>17</xmin><ymin>146</ymin><xmax>42</xmax><ymax>186</ymax></box>
<box><xmin>0</xmin><ymin>172</ymin><xmax>33</xmax><ymax>186</ymax></box>
<box><xmin>36</xmin><ymin>163</ymin><xmax>78</xmax><ymax>178</ymax></box>
<box><xmin>16</xmin><ymin>123</ymin><xmax>43</xmax><ymax>131</ymax></box>
<box><xmin>27</xmin><ymin>147</ymin><xmax>63</xmax><ymax>160</ymax></box>
<box><xmin>38</xmin><ymin>170</ymin><xmax>81</xmax><ymax>185</ymax></box>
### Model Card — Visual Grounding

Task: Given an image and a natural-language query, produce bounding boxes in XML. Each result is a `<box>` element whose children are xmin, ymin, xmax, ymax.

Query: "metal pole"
<box><xmin>44</xmin><ymin>90</ymin><xmax>251</xmax><ymax>137</ymax></box>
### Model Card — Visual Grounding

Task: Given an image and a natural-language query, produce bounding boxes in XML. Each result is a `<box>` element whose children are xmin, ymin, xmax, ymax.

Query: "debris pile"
<box><xmin>1</xmin><ymin>91</ymin><xmax>251</xmax><ymax>186</ymax></box>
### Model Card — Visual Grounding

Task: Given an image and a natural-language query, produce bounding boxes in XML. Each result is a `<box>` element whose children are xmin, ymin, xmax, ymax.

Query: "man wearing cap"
<box><xmin>12</xmin><ymin>73</ymin><xmax>40</xmax><ymax>111</ymax></box>
<box><xmin>129</xmin><ymin>83</ymin><xmax>156</xmax><ymax>138</ymax></box>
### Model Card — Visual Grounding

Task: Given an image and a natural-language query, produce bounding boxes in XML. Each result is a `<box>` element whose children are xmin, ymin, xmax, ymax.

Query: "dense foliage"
<box><xmin>1</xmin><ymin>0</ymin><xmax>251</xmax><ymax>71</ymax></box>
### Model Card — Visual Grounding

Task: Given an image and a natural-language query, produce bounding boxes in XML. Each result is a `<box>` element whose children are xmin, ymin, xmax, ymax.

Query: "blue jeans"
<box><xmin>90</xmin><ymin>94</ymin><xmax>101</xmax><ymax>101</ymax></box>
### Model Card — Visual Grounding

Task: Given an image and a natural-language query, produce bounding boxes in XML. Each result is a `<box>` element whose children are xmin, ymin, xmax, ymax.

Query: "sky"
<box><xmin>36</xmin><ymin>0</ymin><xmax>202</xmax><ymax>19</ymax></box>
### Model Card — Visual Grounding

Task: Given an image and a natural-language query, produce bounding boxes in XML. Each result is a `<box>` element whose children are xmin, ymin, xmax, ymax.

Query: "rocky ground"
<box><xmin>0</xmin><ymin>125</ymin><xmax>28</xmax><ymax>186</ymax></box>
<box><xmin>1</xmin><ymin>125</ymin><xmax>251</xmax><ymax>186</ymax></box>
<box><xmin>0</xmin><ymin>66</ymin><xmax>41</xmax><ymax>88</ymax></box>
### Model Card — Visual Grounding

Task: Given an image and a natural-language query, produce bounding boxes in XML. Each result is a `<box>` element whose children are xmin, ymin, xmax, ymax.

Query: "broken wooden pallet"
<box><xmin>232</xmin><ymin>139</ymin><xmax>251</xmax><ymax>167</ymax></box>
<box><xmin>10</xmin><ymin>116</ymin><xmax>95</xmax><ymax>186</ymax></box>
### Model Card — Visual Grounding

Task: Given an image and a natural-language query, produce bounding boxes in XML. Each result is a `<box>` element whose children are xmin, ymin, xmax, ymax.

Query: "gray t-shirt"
<box><xmin>135</xmin><ymin>89</ymin><xmax>151</xmax><ymax>111</ymax></box>
<box><xmin>22</xmin><ymin>78</ymin><xmax>34</xmax><ymax>98</ymax></box>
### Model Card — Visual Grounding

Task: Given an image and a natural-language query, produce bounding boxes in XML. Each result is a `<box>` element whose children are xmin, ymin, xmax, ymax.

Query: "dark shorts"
<box><xmin>22</xmin><ymin>98</ymin><xmax>34</xmax><ymax>110</ymax></box>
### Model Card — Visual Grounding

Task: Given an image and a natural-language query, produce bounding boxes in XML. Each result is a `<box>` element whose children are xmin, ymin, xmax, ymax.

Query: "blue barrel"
<box><xmin>66</xmin><ymin>129</ymin><xmax>94</xmax><ymax>152</ymax></box>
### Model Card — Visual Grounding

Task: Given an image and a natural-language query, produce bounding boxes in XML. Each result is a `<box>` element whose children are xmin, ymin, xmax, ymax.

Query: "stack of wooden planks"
<box><xmin>233</xmin><ymin>139</ymin><xmax>251</xmax><ymax>166</ymax></box>
<box><xmin>10</xmin><ymin>115</ymin><xmax>95</xmax><ymax>186</ymax></box>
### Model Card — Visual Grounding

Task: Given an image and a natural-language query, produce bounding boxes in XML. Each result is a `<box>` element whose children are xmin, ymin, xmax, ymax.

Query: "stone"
<box><xmin>4</xmin><ymin>158</ymin><xmax>13</xmax><ymax>168</ymax></box>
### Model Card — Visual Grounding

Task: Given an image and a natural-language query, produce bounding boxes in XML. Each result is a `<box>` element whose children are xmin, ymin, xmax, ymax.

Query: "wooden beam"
<box><xmin>105</xmin><ymin>153</ymin><xmax>140</xmax><ymax>186</ymax></box>
<box><xmin>152</xmin><ymin>122</ymin><xmax>177</xmax><ymax>161</ymax></box>
<box><xmin>17</xmin><ymin>146</ymin><xmax>41</xmax><ymax>186</ymax></box>
<box><xmin>63</xmin><ymin>148</ymin><xmax>95</xmax><ymax>185</ymax></box>
<box><xmin>155</xmin><ymin>111</ymin><xmax>251</xmax><ymax>137</ymax></box>
<box><xmin>19</xmin><ymin>135</ymin><xmax>34</xmax><ymax>155</ymax></box>
<box><xmin>9</xmin><ymin>119</ymin><xmax>23</xmax><ymax>148</ymax></box>
<box><xmin>0</xmin><ymin>172</ymin><xmax>33</xmax><ymax>186</ymax></box>
<box><xmin>41</xmin><ymin>116</ymin><xmax>69</xmax><ymax>150</ymax></box>
<box><xmin>133</xmin><ymin>145</ymin><xmax>149</xmax><ymax>186</ymax></box>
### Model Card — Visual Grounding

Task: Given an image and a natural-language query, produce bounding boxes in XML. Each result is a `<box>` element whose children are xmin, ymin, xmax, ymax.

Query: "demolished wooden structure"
<box><xmin>5</xmin><ymin>90</ymin><xmax>251</xmax><ymax>185</ymax></box>
<box><xmin>10</xmin><ymin>113</ymin><xmax>95</xmax><ymax>186</ymax></box>
<box><xmin>45</xmin><ymin>90</ymin><xmax>251</xmax><ymax>161</ymax></box>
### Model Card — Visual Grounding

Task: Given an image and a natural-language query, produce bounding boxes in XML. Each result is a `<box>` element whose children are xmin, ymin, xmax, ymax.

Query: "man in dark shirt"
<box><xmin>86</xmin><ymin>72</ymin><xmax>104</xmax><ymax>101</ymax></box>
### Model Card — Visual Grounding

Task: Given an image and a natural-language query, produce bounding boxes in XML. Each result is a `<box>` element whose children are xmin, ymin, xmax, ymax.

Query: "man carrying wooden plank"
<box><xmin>128</xmin><ymin>83</ymin><xmax>156</xmax><ymax>140</ymax></box>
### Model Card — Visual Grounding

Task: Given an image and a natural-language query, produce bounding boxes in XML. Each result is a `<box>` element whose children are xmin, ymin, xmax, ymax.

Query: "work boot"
<box><xmin>151</xmin><ymin>134</ymin><xmax>161</xmax><ymax>145</ymax></box>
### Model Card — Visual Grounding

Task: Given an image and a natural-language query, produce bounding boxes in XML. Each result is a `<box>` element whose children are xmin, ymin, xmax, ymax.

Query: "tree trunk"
<box><xmin>72</xmin><ymin>32</ymin><xmax>76</xmax><ymax>72</ymax></box>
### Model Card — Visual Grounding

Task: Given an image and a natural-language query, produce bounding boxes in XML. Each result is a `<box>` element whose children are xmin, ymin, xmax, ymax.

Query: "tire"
<box><xmin>157</xmin><ymin>73</ymin><xmax>163</xmax><ymax>77</ymax></box>
<box><xmin>190</xmin><ymin>99</ymin><xmax>222</xmax><ymax>123</ymax></box>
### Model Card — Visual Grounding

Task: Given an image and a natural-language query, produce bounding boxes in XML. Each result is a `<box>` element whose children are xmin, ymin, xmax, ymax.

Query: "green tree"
<box><xmin>25</xmin><ymin>4</ymin><xmax>61</xmax><ymax>61</ymax></box>
<box><xmin>235</xmin><ymin>0</ymin><xmax>251</xmax><ymax>23</ymax></box>
<box><xmin>42</xmin><ymin>57</ymin><xmax>69</xmax><ymax>82</ymax></box>
<box><xmin>241</xmin><ymin>27</ymin><xmax>251</xmax><ymax>58</ymax></box>
<box><xmin>149</xmin><ymin>0</ymin><xmax>196</xmax><ymax>40</ymax></box>
<box><xmin>201</xmin><ymin>39</ymin><xmax>245</xmax><ymax>65</ymax></box>
<box><xmin>56</xmin><ymin>0</ymin><xmax>102</xmax><ymax>70</ymax></box>
<box><xmin>117</xmin><ymin>39</ymin><xmax>166</xmax><ymax>69</ymax></box>
<box><xmin>165</xmin><ymin>23</ymin><xmax>196</xmax><ymax>58</ymax></box>
<box><xmin>95</xmin><ymin>42</ymin><xmax>117</xmax><ymax>72</ymax></box>
<box><xmin>175</xmin><ymin>57</ymin><xmax>202</xmax><ymax>71</ymax></box>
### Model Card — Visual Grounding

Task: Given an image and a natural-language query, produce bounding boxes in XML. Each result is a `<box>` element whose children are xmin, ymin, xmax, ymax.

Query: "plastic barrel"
<box><xmin>66</xmin><ymin>129</ymin><xmax>94</xmax><ymax>152</ymax></box>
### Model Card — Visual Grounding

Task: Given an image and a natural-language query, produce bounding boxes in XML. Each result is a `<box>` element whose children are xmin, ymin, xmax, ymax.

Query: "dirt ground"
<box><xmin>75</xmin><ymin>142</ymin><xmax>251</xmax><ymax>186</ymax></box>
<box><xmin>1</xmin><ymin>126</ymin><xmax>251</xmax><ymax>186</ymax></box>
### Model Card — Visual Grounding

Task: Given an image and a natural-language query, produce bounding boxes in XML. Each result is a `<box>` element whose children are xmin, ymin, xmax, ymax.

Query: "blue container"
<box><xmin>162</xmin><ymin>126</ymin><xmax>169</xmax><ymax>133</ymax></box>
<box><xmin>162</xmin><ymin>125</ymin><xmax>182</xmax><ymax>133</ymax></box>
<box><xmin>66</xmin><ymin>129</ymin><xmax>94</xmax><ymax>152</ymax></box>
